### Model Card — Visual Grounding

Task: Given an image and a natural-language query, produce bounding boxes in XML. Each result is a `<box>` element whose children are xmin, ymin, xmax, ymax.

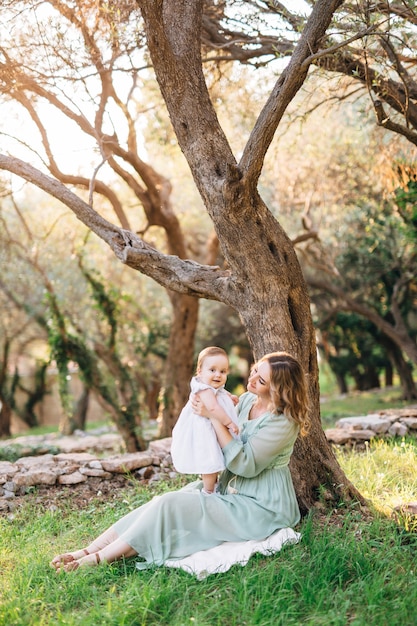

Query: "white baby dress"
<box><xmin>170</xmin><ymin>377</ymin><xmax>238</xmax><ymax>474</ymax></box>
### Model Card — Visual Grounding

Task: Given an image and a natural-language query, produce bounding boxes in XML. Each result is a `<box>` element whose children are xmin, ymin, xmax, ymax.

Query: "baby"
<box><xmin>170</xmin><ymin>346</ymin><xmax>239</xmax><ymax>494</ymax></box>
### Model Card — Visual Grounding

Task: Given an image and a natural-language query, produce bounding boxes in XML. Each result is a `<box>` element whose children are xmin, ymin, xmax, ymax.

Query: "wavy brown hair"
<box><xmin>258</xmin><ymin>352</ymin><xmax>310</xmax><ymax>436</ymax></box>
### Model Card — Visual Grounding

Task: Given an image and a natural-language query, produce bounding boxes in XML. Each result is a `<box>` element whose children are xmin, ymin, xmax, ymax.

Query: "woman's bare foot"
<box><xmin>55</xmin><ymin>551</ymin><xmax>101</xmax><ymax>573</ymax></box>
<box><xmin>50</xmin><ymin>548</ymin><xmax>95</xmax><ymax>570</ymax></box>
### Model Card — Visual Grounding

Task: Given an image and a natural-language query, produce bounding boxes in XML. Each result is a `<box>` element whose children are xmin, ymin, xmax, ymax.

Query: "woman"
<box><xmin>50</xmin><ymin>351</ymin><xmax>310</xmax><ymax>572</ymax></box>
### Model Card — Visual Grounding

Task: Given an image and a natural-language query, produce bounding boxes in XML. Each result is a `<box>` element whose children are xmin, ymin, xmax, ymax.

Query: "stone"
<box><xmin>348</xmin><ymin>429</ymin><xmax>377</xmax><ymax>440</ymax></box>
<box><xmin>388</xmin><ymin>422</ymin><xmax>408</xmax><ymax>437</ymax></box>
<box><xmin>395</xmin><ymin>502</ymin><xmax>417</xmax><ymax>516</ymax></box>
<box><xmin>335</xmin><ymin>414</ymin><xmax>392</xmax><ymax>433</ymax></box>
<box><xmin>324</xmin><ymin>428</ymin><xmax>354</xmax><ymax>445</ymax></box>
<box><xmin>54</xmin><ymin>452</ymin><xmax>97</xmax><ymax>464</ymax></box>
<box><xmin>148</xmin><ymin>473</ymin><xmax>164</xmax><ymax>484</ymax></box>
<box><xmin>58</xmin><ymin>471</ymin><xmax>88</xmax><ymax>485</ymax></box>
<box><xmin>15</xmin><ymin>454</ymin><xmax>55</xmax><ymax>468</ymax></box>
<box><xmin>149</xmin><ymin>438</ymin><xmax>172</xmax><ymax>456</ymax></box>
<box><xmin>14</xmin><ymin>470</ymin><xmax>57</xmax><ymax>487</ymax></box>
<box><xmin>55</xmin><ymin>434</ymin><xmax>123</xmax><ymax>454</ymax></box>
<box><xmin>101</xmin><ymin>453</ymin><xmax>154</xmax><ymax>474</ymax></box>
<box><xmin>3</xmin><ymin>481</ymin><xmax>17</xmax><ymax>493</ymax></box>
<box><xmin>88</xmin><ymin>460</ymin><xmax>103</xmax><ymax>470</ymax></box>
<box><xmin>325</xmin><ymin>428</ymin><xmax>376</xmax><ymax>443</ymax></box>
<box><xmin>137</xmin><ymin>466</ymin><xmax>155</xmax><ymax>479</ymax></box>
<box><xmin>383</xmin><ymin>407</ymin><xmax>417</xmax><ymax>418</ymax></box>
<box><xmin>97</xmin><ymin>433</ymin><xmax>125</xmax><ymax>449</ymax></box>
<box><xmin>79</xmin><ymin>467</ymin><xmax>112</xmax><ymax>478</ymax></box>
<box><xmin>0</xmin><ymin>462</ymin><xmax>18</xmax><ymax>480</ymax></box>
<box><xmin>399</xmin><ymin>417</ymin><xmax>417</xmax><ymax>430</ymax></box>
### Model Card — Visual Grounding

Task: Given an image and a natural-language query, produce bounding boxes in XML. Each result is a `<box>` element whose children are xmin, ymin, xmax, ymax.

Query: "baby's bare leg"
<box><xmin>202</xmin><ymin>472</ymin><xmax>218</xmax><ymax>494</ymax></box>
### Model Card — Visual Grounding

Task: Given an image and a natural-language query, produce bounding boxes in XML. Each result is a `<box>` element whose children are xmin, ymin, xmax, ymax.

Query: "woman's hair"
<box><xmin>259</xmin><ymin>352</ymin><xmax>310</xmax><ymax>436</ymax></box>
<box><xmin>196</xmin><ymin>346</ymin><xmax>229</xmax><ymax>373</ymax></box>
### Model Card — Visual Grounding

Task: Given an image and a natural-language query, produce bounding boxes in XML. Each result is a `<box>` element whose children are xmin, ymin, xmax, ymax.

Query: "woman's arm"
<box><xmin>223</xmin><ymin>417</ymin><xmax>298</xmax><ymax>477</ymax></box>
<box><xmin>209</xmin><ymin>417</ymin><xmax>234</xmax><ymax>448</ymax></box>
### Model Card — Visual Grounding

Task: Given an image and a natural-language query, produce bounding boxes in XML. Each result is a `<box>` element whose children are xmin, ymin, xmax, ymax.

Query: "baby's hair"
<box><xmin>196</xmin><ymin>346</ymin><xmax>229</xmax><ymax>373</ymax></box>
<box><xmin>258</xmin><ymin>352</ymin><xmax>310</xmax><ymax>436</ymax></box>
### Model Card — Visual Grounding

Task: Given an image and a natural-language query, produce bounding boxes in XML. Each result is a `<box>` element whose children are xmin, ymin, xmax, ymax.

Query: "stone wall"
<box><xmin>2</xmin><ymin>405</ymin><xmax>417</xmax><ymax>515</ymax></box>
<box><xmin>324</xmin><ymin>407</ymin><xmax>417</xmax><ymax>445</ymax></box>
<box><xmin>0</xmin><ymin>434</ymin><xmax>174</xmax><ymax>514</ymax></box>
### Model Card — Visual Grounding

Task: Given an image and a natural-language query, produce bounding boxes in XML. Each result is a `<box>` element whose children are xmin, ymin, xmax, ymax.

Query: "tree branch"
<box><xmin>307</xmin><ymin>275</ymin><xmax>417</xmax><ymax>363</ymax></box>
<box><xmin>239</xmin><ymin>0</ymin><xmax>345</xmax><ymax>189</ymax></box>
<box><xmin>373</xmin><ymin>99</ymin><xmax>417</xmax><ymax>146</ymax></box>
<box><xmin>0</xmin><ymin>154</ymin><xmax>233</xmax><ymax>303</ymax></box>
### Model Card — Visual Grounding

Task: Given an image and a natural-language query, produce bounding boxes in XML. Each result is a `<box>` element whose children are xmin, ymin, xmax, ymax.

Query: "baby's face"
<box><xmin>198</xmin><ymin>354</ymin><xmax>229</xmax><ymax>389</ymax></box>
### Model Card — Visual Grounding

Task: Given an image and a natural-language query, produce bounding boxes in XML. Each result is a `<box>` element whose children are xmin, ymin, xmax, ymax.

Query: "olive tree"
<box><xmin>0</xmin><ymin>0</ymin><xmax>367</xmax><ymax>512</ymax></box>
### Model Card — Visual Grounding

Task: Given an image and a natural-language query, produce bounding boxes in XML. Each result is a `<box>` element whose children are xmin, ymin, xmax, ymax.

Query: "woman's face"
<box><xmin>247</xmin><ymin>360</ymin><xmax>271</xmax><ymax>398</ymax></box>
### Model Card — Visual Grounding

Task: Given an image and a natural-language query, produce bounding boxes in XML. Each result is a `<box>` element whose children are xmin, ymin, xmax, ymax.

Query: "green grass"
<box><xmin>1</xmin><ymin>437</ymin><xmax>417</xmax><ymax>626</ymax></box>
<box><xmin>336</xmin><ymin>438</ymin><xmax>417</xmax><ymax>518</ymax></box>
<box><xmin>318</xmin><ymin>361</ymin><xmax>414</xmax><ymax>428</ymax></box>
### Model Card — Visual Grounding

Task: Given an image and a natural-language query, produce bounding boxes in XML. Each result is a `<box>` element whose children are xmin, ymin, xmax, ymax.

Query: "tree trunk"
<box><xmin>73</xmin><ymin>386</ymin><xmax>90</xmax><ymax>431</ymax></box>
<box><xmin>335</xmin><ymin>372</ymin><xmax>348</xmax><ymax>395</ymax></box>
<box><xmin>92</xmin><ymin>392</ymin><xmax>145</xmax><ymax>452</ymax></box>
<box><xmin>137</xmin><ymin>0</ymin><xmax>363</xmax><ymax>512</ymax></box>
<box><xmin>308</xmin><ymin>277</ymin><xmax>417</xmax><ymax>366</ymax></box>
<box><xmin>0</xmin><ymin>395</ymin><xmax>12</xmax><ymax>438</ymax></box>
<box><xmin>159</xmin><ymin>293</ymin><xmax>199</xmax><ymax>437</ymax></box>
<box><xmin>385</xmin><ymin>361</ymin><xmax>393</xmax><ymax>387</ymax></box>
<box><xmin>353</xmin><ymin>366</ymin><xmax>380</xmax><ymax>392</ymax></box>
<box><xmin>380</xmin><ymin>336</ymin><xmax>417</xmax><ymax>400</ymax></box>
<box><xmin>226</xmin><ymin>201</ymin><xmax>364</xmax><ymax>512</ymax></box>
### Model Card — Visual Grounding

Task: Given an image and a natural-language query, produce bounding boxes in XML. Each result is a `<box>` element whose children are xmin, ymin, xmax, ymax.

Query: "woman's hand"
<box><xmin>190</xmin><ymin>393</ymin><xmax>207</xmax><ymax>417</ymax></box>
<box><xmin>191</xmin><ymin>392</ymin><xmax>237</xmax><ymax>448</ymax></box>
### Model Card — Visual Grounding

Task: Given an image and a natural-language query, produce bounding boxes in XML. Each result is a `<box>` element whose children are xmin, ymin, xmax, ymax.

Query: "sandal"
<box><xmin>51</xmin><ymin>548</ymin><xmax>90</xmax><ymax>569</ymax></box>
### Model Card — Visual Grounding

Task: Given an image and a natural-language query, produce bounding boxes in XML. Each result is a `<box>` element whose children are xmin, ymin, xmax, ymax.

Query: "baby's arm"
<box><xmin>226</xmin><ymin>390</ymin><xmax>239</xmax><ymax>406</ymax></box>
<box><xmin>197</xmin><ymin>388</ymin><xmax>239</xmax><ymax>434</ymax></box>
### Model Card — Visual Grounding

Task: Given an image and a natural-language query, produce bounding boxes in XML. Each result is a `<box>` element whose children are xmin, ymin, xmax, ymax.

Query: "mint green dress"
<box><xmin>112</xmin><ymin>392</ymin><xmax>300</xmax><ymax>566</ymax></box>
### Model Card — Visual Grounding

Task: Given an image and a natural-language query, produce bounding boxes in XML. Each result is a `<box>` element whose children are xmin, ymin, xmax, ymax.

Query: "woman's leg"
<box><xmin>51</xmin><ymin>527</ymin><xmax>132</xmax><ymax>570</ymax></box>
<box><xmin>62</xmin><ymin>537</ymin><xmax>138</xmax><ymax>571</ymax></box>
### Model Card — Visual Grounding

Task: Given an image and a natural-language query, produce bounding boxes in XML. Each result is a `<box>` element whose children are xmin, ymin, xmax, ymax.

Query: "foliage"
<box><xmin>336</xmin><ymin>202</ymin><xmax>416</xmax><ymax>314</ymax></box>
<box><xmin>394</xmin><ymin>177</ymin><xmax>417</xmax><ymax>245</ymax></box>
<box><xmin>43</xmin><ymin>270</ymin><xmax>146</xmax><ymax>445</ymax></box>
<box><xmin>1</xmin><ymin>441</ymin><xmax>417</xmax><ymax>625</ymax></box>
<box><xmin>318</xmin><ymin>312</ymin><xmax>389</xmax><ymax>393</ymax></box>
<box><xmin>309</xmin><ymin>197</ymin><xmax>417</xmax><ymax>395</ymax></box>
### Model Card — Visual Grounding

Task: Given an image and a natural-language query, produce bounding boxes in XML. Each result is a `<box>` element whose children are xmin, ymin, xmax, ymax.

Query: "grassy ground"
<box><xmin>1</xmin><ymin>436</ymin><xmax>417</xmax><ymax>626</ymax></box>
<box><xmin>319</xmin><ymin>388</ymin><xmax>412</xmax><ymax>429</ymax></box>
<box><xmin>2</xmin><ymin>378</ymin><xmax>417</xmax><ymax>625</ymax></box>
<box><xmin>318</xmin><ymin>363</ymin><xmax>414</xmax><ymax>429</ymax></box>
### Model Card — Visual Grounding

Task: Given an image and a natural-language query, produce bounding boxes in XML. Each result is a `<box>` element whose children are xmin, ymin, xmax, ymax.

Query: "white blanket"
<box><xmin>164</xmin><ymin>527</ymin><xmax>301</xmax><ymax>579</ymax></box>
